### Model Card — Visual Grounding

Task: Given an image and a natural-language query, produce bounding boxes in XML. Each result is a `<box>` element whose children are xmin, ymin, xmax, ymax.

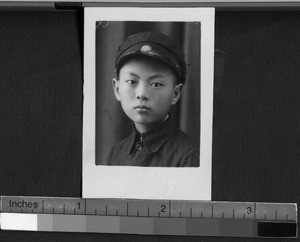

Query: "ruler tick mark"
<box><xmin>190</xmin><ymin>208</ymin><xmax>192</xmax><ymax>218</ymax></box>
<box><xmin>286</xmin><ymin>214</ymin><xmax>288</xmax><ymax>220</ymax></box>
<box><xmin>116</xmin><ymin>210</ymin><xmax>118</xmax><ymax>216</ymax></box>
<box><xmin>264</xmin><ymin>213</ymin><xmax>267</xmax><ymax>220</ymax></box>
<box><xmin>233</xmin><ymin>209</ymin><xmax>235</xmax><ymax>219</ymax></box>
<box><xmin>275</xmin><ymin>210</ymin><xmax>278</xmax><ymax>220</ymax></box>
<box><xmin>222</xmin><ymin>212</ymin><xmax>224</xmax><ymax>218</ymax></box>
<box><xmin>147</xmin><ymin>207</ymin><xmax>150</xmax><ymax>217</ymax></box>
<box><xmin>105</xmin><ymin>206</ymin><xmax>108</xmax><ymax>215</ymax></box>
<box><xmin>243</xmin><ymin>213</ymin><xmax>246</xmax><ymax>219</ymax></box>
<box><xmin>127</xmin><ymin>202</ymin><xmax>129</xmax><ymax>216</ymax></box>
<box><xmin>95</xmin><ymin>209</ymin><xmax>97</xmax><ymax>215</ymax></box>
<box><xmin>201</xmin><ymin>211</ymin><xmax>203</xmax><ymax>218</ymax></box>
<box><xmin>212</xmin><ymin>204</ymin><xmax>214</xmax><ymax>218</ymax></box>
<box><xmin>179</xmin><ymin>211</ymin><xmax>182</xmax><ymax>218</ymax></box>
<box><xmin>137</xmin><ymin>210</ymin><xmax>139</xmax><ymax>217</ymax></box>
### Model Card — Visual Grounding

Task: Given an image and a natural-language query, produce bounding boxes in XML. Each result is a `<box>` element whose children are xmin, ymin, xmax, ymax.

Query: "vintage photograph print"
<box><xmin>83</xmin><ymin>8</ymin><xmax>214</xmax><ymax>200</ymax></box>
<box><xmin>96</xmin><ymin>21</ymin><xmax>200</xmax><ymax>167</ymax></box>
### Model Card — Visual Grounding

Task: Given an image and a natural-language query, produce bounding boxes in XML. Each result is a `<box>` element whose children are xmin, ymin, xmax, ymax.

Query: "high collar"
<box><xmin>126</xmin><ymin>115</ymin><xmax>176</xmax><ymax>155</ymax></box>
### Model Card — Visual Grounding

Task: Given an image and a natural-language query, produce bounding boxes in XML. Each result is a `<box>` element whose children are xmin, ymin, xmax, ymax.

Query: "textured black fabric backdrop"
<box><xmin>0</xmin><ymin>10</ymin><xmax>299</xmax><ymax>242</ymax></box>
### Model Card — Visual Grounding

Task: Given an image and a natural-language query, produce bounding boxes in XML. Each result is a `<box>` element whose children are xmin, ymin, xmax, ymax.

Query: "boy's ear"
<box><xmin>112</xmin><ymin>78</ymin><xmax>121</xmax><ymax>101</ymax></box>
<box><xmin>171</xmin><ymin>83</ymin><xmax>184</xmax><ymax>105</ymax></box>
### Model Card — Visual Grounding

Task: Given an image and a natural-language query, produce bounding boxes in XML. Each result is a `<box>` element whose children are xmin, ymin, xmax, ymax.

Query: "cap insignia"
<box><xmin>141</xmin><ymin>45</ymin><xmax>152</xmax><ymax>53</ymax></box>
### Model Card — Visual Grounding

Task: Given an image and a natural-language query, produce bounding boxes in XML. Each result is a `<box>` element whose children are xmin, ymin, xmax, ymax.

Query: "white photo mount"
<box><xmin>83</xmin><ymin>7</ymin><xmax>215</xmax><ymax>200</ymax></box>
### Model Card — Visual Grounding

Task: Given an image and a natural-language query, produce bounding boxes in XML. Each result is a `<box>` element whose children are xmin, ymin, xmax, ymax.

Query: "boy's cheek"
<box><xmin>122</xmin><ymin>88</ymin><xmax>136</xmax><ymax>97</ymax></box>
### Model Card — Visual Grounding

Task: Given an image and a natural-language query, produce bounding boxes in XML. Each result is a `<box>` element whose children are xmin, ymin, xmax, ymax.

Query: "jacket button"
<box><xmin>135</xmin><ymin>143</ymin><xmax>143</xmax><ymax>151</ymax></box>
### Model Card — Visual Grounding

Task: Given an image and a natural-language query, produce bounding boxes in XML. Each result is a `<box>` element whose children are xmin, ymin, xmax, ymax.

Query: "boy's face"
<box><xmin>113</xmin><ymin>56</ymin><xmax>183</xmax><ymax>133</ymax></box>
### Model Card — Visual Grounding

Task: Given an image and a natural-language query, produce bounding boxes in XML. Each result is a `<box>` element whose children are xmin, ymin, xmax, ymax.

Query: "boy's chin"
<box><xmin>131</xmin><ymin>113</ymin><xmax>168</xmax><ymax>124</ymax></box>
<box><xmin>133</xmin><ymin>118</ymin><xmax>165</xmax><ymax>130</ymax></box>
<box><xmin>133</xmin><ymin>119</ymin><xmax>153</xmax><ymax>127</ymax></box>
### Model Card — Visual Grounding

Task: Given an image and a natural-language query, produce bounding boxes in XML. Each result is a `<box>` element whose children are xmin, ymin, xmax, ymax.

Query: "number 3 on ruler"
<box><xmin>247</xmin><ymin>207</ymin><xmax>253</xmax><ymax>214</ymax></box>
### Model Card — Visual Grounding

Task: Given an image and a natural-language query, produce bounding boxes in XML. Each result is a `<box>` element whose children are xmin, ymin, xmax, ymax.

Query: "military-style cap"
<box><xmin>115</xmin><ymin>31</ymin><xmax>187</xmax><ymax>85</ymax></box>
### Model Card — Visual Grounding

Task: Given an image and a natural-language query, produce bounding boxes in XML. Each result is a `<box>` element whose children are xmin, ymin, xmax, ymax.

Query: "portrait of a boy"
<box><xmin>107</xmin><ymin>31</ymin><xmax>199</xmax><ymax>167</ymax></box>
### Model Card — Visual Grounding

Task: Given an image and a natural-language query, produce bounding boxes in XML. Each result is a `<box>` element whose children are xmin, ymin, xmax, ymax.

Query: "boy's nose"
<box><xmin>136</xmin><ymin>85</ymin><xmax>149</xmax><ymax>101</ymax></box>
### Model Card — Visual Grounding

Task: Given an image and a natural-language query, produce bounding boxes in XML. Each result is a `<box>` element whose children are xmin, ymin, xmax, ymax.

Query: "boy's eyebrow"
<box><xmin>122</xmin><ymin>72</ymin><xmax>167</xmax><ymax>81</ymax></box>
<box><xmin>148</xmin><ymin>74</ymin><xmax>167</xmax><ymax>81</ymax></box>
<box><xmin>123</xmin><ymin>72</ymin><xmax>140</xmax><ymax>79</ymax></box>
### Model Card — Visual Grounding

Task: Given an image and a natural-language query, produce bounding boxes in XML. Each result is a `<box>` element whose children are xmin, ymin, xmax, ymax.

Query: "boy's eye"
<box><xmin>151</xmin><ymin>82</ymin><xmax>163</xmax><ymax>88</ymax></box>
<box><xmin>126</xmin><ymin>80</ymin><xmax>137</xmax><ymax>85</ymax></box>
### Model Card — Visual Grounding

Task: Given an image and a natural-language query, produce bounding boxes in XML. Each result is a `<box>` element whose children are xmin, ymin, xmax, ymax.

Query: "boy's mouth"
<box><xmin>134</xmin><ymin>105</ymin><xmax>150</xmax><ymax>111</ymax></box>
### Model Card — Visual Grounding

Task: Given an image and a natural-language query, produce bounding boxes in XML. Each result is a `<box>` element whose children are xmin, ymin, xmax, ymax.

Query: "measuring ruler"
<box><xmin>0</xmin><ymin>196</ymin><xmax>297</xmax><ymax>238</ymax></box>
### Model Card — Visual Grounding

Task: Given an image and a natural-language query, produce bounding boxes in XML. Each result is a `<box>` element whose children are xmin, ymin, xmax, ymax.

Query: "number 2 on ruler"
<box><xmin>161</xmin><ymin>205</ymin><xmax>166</xmax><ymax>213</ymax></box>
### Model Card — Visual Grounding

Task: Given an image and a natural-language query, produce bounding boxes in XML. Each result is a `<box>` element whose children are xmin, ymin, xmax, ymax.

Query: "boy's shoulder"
<box><xmin>107</xmin><ymin>126</ymin><xmax>199</xmax><ymax>167</ymax></box>
<box><xmin>165</xmin><ymin>127</ymin><xmax>199</xmax><ymax>166</ymax></box>
<box><xmin>107</xmin><ymin>132</ymin><xmax>134</xmax><ymax>158</ymax></box>
<box><xmin>112</xmin><ymin>126</ymin><xmax>197</xmax><ymax>153</ymax></box>
<box><xmin>171</xmin><ymin>128</ymin><xmax>198</xmax><ymax>149</ymax></box>
<box><xmin>111</xmin><ymin>132</ymin><xmax>135</xmax><ymax>154</ymax></box>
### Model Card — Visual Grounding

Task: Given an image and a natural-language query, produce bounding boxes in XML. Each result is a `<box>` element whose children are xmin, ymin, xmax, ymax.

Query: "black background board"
<box><xmin>0</xmin><ymin>9</ymin><xmax>299</xmax><ymax>242</ymax></box>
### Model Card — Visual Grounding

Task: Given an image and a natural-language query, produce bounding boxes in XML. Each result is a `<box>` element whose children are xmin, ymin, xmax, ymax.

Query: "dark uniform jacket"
<box><xmin>107</xmin><ymin>116</ymin><xmax>199</xmax><ymax>167</ymax></box>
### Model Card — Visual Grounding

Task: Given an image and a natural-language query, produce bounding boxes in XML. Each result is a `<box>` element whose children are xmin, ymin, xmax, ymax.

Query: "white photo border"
<box><xmin>83</xmin><ymin>7</ymin><xmax>215</xmax><ymax>200</ymax></box>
